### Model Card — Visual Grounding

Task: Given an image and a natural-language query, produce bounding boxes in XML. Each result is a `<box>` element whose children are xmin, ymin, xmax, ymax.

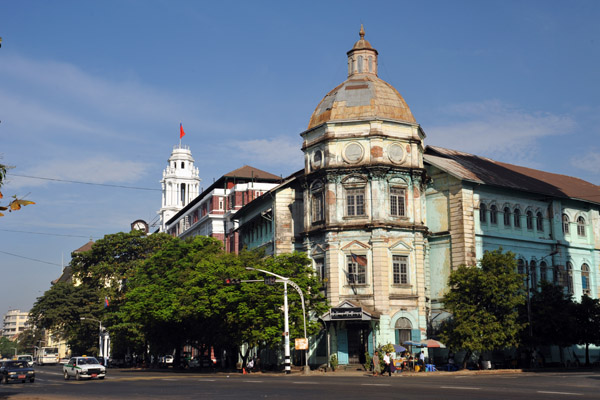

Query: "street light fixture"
<box><xmin>245</xmin><ymin>267</ymin><xmax>310</xmax><ymax>375</ymax></box>
<box><xmin>80</xmin><ymin>317</ymin><xmax>105</xmax><ymax>359</ymax></box>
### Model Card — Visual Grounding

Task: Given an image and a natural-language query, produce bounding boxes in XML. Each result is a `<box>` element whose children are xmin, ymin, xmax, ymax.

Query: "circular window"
<box><xmin>312</xmin><ymin>150</ymin><xmax>323</xmax><ymax>169</ymax></box>
<box><xmin>344</xmin><ymin>143</ymin><xmax>364</xmax><ymax>163</ymax></box>
<box><xmin>388</xmin><ymin>143</ymin><xmax>405</xmax><ymax>164</ymax></box>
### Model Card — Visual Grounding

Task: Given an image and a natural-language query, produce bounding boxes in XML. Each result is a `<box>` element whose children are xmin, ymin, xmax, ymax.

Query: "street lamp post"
<box><xmin>245</xmin><ymin>267</ymin><xmax>310</xmax><ymax>375</ymax></box>
<box><xmin>80</xmin><ymin>317</ymin><xmax>104</xmax><ymax>359</ymax></box>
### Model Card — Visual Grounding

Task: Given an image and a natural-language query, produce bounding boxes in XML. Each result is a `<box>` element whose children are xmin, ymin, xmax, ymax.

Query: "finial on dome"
<box><xmin>359</xmin><ymin>24</ymin><xmax>365</xmax><ymax>39</ymax></box>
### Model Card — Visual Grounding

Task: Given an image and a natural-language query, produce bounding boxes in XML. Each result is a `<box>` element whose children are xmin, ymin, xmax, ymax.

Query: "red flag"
<box><xmin>180</xmin><ymin>123</ymin><xmax>186</xmax><ymax>139</ymax></box>
<box><xmin>351</xmin><ymin>253</ymin><xmax>367</xmax><ymax>266</ymax></box>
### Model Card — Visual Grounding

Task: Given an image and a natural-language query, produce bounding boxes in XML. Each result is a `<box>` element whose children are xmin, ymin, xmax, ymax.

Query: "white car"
<box><xmin>63</xmin><ymin>357</ymin><xmax>106</xmax><ymax>380</ymax></box>
<box><xmin>16</xmin><ymin>355</ymin><xmax>34</xmax><ymax>368</ymax></box>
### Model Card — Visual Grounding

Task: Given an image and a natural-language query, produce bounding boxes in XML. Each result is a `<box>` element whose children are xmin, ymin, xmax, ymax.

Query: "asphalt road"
<box><xmin>1</xmin><ymin>365</ymin><xmax>599</xmax><ymax>399</ymax></box>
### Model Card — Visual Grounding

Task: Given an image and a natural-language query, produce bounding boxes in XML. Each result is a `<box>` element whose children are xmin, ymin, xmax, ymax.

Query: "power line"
<box><xmin>9</xmin><ymin>173</ymin><xmax>160</xmax><ymax>191</ymax></box>
<box><xmin>0</xmin><ymin>249</ymin><xmax>62</xmax><ymax>266</ymax></box>
<box><xmin>0</xmin><ymin>228</ymin><xmax>99</xmax><ymax>239</ymax></box>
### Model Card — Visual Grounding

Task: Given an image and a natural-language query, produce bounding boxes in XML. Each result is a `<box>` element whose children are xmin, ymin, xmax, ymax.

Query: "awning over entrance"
<box><xmin>320</xmin><ymin>300</ymin><xmax>380</xmax><ymax>322</ymax></box>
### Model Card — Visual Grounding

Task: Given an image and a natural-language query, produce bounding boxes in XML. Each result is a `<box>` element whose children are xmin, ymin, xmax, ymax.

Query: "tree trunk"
<box><xmin>585</xmin><ymin>343</ymin><xmax>590</xmax><ymax>367</ymax></box>
<box><xmin>462</xmin><ymin>350</ymin><xmax>472</xmax><ymax>370</ymax></box>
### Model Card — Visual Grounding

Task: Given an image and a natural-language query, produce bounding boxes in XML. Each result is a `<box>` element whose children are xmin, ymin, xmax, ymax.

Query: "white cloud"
<box><xmin>228</xmin><ymin>136</ymin><xmax>304</xmax><ymax>167</ymax></box>
<box><xmin>426</xmin><ymin>100</ymin><xmax>576</xmax><ymax>165</ymax></box>
<box><xmin>571</xmin><ymin>151</ymin><xmax>600</xmax><ymax>174</ymax></box>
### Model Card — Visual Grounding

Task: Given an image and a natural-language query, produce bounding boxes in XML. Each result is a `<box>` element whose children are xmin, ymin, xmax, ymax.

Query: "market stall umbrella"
<box><xmin>402</xmin><ymin>340</ymin><xmax>425</xmax><ymax>347</ymax></box>
<box><xmin>393</xmin><ymin>344</ymin><xmax>406</xmax><ymax>353</ymax></box>
<box><xmin>420</xmin><ymin>339</ymin><xmax>446</xmax><ymax>348</ymax></box>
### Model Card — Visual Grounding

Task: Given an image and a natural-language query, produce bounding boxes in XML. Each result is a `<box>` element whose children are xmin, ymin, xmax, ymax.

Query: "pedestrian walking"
<box><xmin>372</xmin><ymin>351</ymin><xmax>380</xmax><ymax>376</ymax></box>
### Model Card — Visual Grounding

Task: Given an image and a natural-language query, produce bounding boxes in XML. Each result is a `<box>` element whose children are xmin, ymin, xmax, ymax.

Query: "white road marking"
<box><xmin>440</xmin><ymin>386</ymin><xmax>481</xmax><ymax>390</ymax></box>
<box><xmin>362</xmin><ymin>383</ymin><xmax>391</xmax><ymax>386</ymax></box>
<box><xmin>537</xmin><ymin>391</ymin><xmax>582</xmax><ymax>396</ymax></box>
<box><xmin>197</xmin><ymin>379</ymin><xmax>216</xmax><ymax>382</ymax></box>
<box><xmin>243</xmin><ymin>380</ymin><xmax>263</xmax><ymax>383</ymax></box>
<box><xmin>292</xmin><ymin>381</ymin><xmax>318</xmax><ymax>384</ymax></box>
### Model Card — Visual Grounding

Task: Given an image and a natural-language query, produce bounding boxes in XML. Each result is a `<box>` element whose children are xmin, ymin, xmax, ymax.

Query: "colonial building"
<box><xmin>299</xmin><ymin>25</ymin><xmax>429</xmax><ymax>365</ymax></box>
<box><xmin>164</xmin><ymin>165</ymin><xmax>282</xmax><ymax>251</ymax></box>
<box><xmin>424</xmin><ymin>146</ymin><xmax>600</xmax><ymax>364</ymax></box>
<box><xmin>158</xmin><ymin>144</ymin><xmax>201</xmax><ymax>232</ymax></box>
<box><xmin>227</xmin><ymin>26</ymin><xmax>600</xmax><ymax>367</ymax></box>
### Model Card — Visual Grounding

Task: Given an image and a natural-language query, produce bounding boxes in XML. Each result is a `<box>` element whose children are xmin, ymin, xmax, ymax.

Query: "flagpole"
<box><xmin>179</xmin><ymin>121</ymin><xmax>182</xmax><ymax>148</ymax></box>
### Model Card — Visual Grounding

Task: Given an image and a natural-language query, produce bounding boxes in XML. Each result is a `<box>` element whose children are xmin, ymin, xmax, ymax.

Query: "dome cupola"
<box><xmin>307</xmin><ymin>25</ymin><xmax>415</xmax><ymax>130</ymax></box>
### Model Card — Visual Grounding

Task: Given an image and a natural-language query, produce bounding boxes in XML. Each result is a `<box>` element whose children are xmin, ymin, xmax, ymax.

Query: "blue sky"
<box><xmin>1</xmin><ymin>0</ymin><xmax>599</xmax><ymax>318</ymax></box>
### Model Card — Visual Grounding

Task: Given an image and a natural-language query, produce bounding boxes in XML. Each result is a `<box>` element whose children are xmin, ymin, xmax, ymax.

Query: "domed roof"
<box><xmin>307</xmin><ymin>26</ymin><xmax>415</xmax><ymax>130</ymax></box>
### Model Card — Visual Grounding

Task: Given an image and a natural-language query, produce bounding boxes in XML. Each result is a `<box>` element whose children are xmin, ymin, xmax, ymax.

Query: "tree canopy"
<box><xmin>439</xmin><ymin>249</ymin><xmax>526</xmax><ymax>367</ymax></box>
<box><xmin>33</xmin><ymin>231</ymin><xmax>328</xmax><ymax>369</ymax></box>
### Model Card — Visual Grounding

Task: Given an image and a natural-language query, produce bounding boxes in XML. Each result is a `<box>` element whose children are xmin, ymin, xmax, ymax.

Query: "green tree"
<box><xmin>0</xmin><ymin>336</ymin><xmax>18</xmax><ymax>358</ymax></box>
<box><xmin>224</xmin><ymin>251</ymin><xmax>328</xmax><ymax>367</ymax></box>
<box><xmin>440</xmin><ymin>249</ymin><xmax>526</xmax><ymax>368</ymax></box>
<box><xmin>70</xmin><ymin>230</ymin><xmax>174</xmax><ymax>357</ymax></box>
<box><xmin>573</xmin><ymin>295</ymin><xmax>600</xmax><ymax>366</ymax></box>
<box><xmin>520</xmin><ymin>281</ymin><xmax>575</xmax><ymax>363</ymax></box>
<box><xmin>28</xmin><ymin>282</ymin><xmax>100</xmax><ymax>354</ymax></box>
<box><xmin>121</xmin><ymin>235</ymin><xmax>226</xmax><ymax>366</ymax></box>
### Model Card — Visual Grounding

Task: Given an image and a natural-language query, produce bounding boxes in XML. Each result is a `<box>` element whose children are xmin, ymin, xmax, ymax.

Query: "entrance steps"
<box><xmin>341</xmin><ymin>363</ymin><xmax>365</xmax><ymax>371</ymax></box>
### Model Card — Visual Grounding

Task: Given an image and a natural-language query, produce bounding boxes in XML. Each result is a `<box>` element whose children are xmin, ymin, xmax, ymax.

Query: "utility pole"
<box><xmin>246</xmin><ymin>267</ymin><xmax>310</xmax><ymax>375</ymax></box>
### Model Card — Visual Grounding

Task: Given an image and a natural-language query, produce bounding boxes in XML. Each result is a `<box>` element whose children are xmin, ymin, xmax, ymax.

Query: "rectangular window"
<box><xmin>393</xmin><ymin>255</ymin><xmax>409</xmax><ymax>284</ymax></box>
<box><xmin>312</xmin><ymin>192</ymin><xmax>324</xmax><ymax>223</ymax></box>
<box><xmin>346</xmin><ymin>255</ymin><xmax>366</xmax><ymax>284</ymax></box>
<box><xmin>346</xmin><ymin>188</ymin><xmax>365</xmax><ymax>216</ymax></box>
<box><xmin>390</xmin><ymin>187</ymin><xmax>405</xmax><ymax>217</ymax></box>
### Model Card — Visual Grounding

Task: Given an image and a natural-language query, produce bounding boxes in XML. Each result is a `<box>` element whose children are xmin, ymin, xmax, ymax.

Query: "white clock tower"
<box><xmin>158</xmin><ymin>144</ymin><xmax>201</xmax><ymax>232</ymax></box>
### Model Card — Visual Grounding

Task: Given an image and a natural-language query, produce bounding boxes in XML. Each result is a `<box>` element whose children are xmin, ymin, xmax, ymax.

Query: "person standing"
<box><xmin>372</xmin><ymin>351</ymin><xmax>380</xmax><ymax>376</ymax></box>
<box><xmin>383</xmin><ymin>352</ymin><xmax>391</xmax><ymax>376</ymax></box>
<box><xmin>419</xmin><ymin>351</ymin><xmax>426</xmax><ymax>371</ymax></box>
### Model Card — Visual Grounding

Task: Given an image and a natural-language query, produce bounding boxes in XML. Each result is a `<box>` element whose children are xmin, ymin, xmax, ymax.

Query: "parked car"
<box><xmin>0</xmin><ymin>360</ymin><xmax>35</xmax><ymax>384</ymax></box>
<box><xmin>63</xmin><ymin>357</ymin><xmax>106</xmax><ymax>381</ymax></box>
<box><xmin>16</xmin><ymin>355</ymin><xmax>34</xmax><ymax>368</ymax></box>
<box><xmin>159</xmin><ymin>355</ymin><xmax>173</xmax><ymax>367</ymax></box>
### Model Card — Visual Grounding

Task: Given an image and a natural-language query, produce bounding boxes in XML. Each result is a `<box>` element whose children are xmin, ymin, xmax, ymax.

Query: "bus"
<box><xmin>36</xmin><ymin>347</ymin><xmax>59</xmax><ymax>365</ymax></box>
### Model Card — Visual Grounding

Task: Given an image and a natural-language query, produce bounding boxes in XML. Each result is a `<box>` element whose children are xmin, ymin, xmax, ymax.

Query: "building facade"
<box><xmin>228</xmin><ymin>26</ymin><xmax>600</xmax><ymax>367</ymax></box>
<box><xmin>164</xmin><ymin>165</ymin><xmax>282</xmax><ymax>252</ymax></box>
<box><xmin>1</xmin><ymin>309</ymin><xmax>29</xmax><ymax>339</ymax></box>
<box><xmin>159</xmin><ymin>144</ymin><xmax>201</xmax><ymax>232</ymax></box>
<box><xmin>299</xmin><ymin>26</ymin><xmax>429</xmax><ymax>365</ymax></box>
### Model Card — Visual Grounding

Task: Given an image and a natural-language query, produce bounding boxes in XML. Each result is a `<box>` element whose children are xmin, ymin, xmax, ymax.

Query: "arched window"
<box><xmin>530</xmin><ymin>260</ymin><xmax>537</xmax><ymax>288</ymax></box>
<box><xmin>566</xmin><ymin>262</ymin><xmax>573</xmax><ymax>294</ymax></box>
<box><xmin>514</xmin><ymin>208</ymin><xmax>521</xmax><ymax>228</ymax></box>
<box><xmin>517</xmin><ymin>259</ymin><xmax>527</xmax><ymax>290</ymax></box>
<box><xmin>357</xmin><ymin>55</ymin><xmax>363</xmax><ymax>73</ymax></box>
<box><xmin>479</xmin><ymin>203</ymin><xmax>487</xmax><ymax>223</ymax></box>
<box><xmin>577</xmin><ymin>216</ymin><xmax>586</xmax><ymax>236</ymax></box>
<box><xmin>536</xmin><ymin>212</ymin><xmax>544</xmax><ymax>231</ymax></box>
<box><xmin>490</xmin><ymin>205</ymin><xmax>498</xmax><ymax>224</ymax></box>
<box><xmin>526</xmin><ymin>211</ymin><xmax>534</xmax><ymax>230</ymax></box>
<box><xmin>180</xmin><ymin>183</ymin><xmax>186</xmax><ymax>205</ymax></box>
<box><xmin>503</xmin><ymin>207</ymin><xmax>511</xmax><ymax>226</ymax></box>
<box><xmin>582</xmin><ymin>264</ymin><xmax>590</xmax><ymax>295</ymax></box>
<box><xmin>562</xmin><ymin>214</ymin><xmax>570</xmax><ymax>234</ymax></box>
<box><xmin>395</xmin><ymin>317</ymin><xmax>413</xmax><ymax>345</ymax></box>
<box><xmin>539</xmin><ymin>261</ymin><xmax>547</xmax><ymax>283</ymax></box>
<box><xmin>517</xmin><ymin>259</ymin><xmax>525</xmax><ymax>275</ymax></box>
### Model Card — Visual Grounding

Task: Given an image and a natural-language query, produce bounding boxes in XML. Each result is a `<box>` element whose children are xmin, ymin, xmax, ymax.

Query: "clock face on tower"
<box><xmin>131</xmin><ymin>220</ymin><xmax>148</xmax><ymax>234</ymax></box>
